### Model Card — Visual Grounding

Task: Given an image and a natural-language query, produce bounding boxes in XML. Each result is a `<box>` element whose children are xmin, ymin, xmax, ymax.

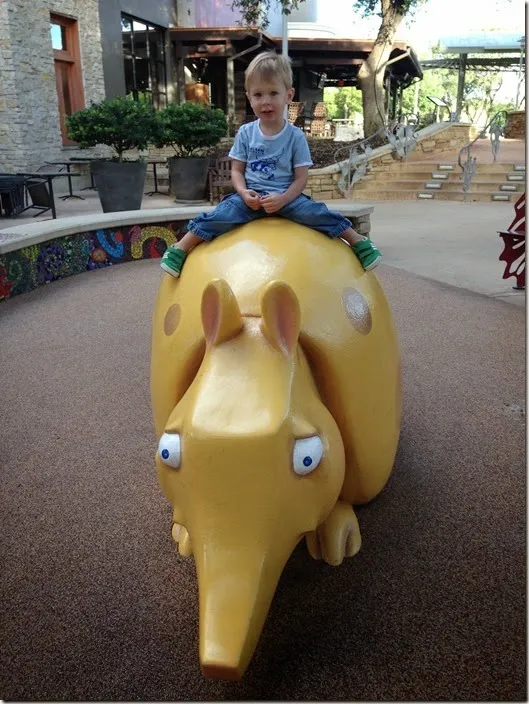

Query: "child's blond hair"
<box><xmin>245</xmin><ymin>51</ymin><xmax>293</xmax><ymax>92</ymax></box>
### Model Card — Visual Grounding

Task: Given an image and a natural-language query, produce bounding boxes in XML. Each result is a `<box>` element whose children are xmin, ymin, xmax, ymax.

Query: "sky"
<box><xmin>316</xmin><ymin>0</ymin><xmax>525</xmax><ymax>51</ymax></box>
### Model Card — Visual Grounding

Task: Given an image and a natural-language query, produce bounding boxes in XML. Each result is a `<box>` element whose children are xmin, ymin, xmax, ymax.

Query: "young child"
<box><xmin>160</xmin><ymin>51</ymin><xmax>381</xmax><ymax>278</ymax></box>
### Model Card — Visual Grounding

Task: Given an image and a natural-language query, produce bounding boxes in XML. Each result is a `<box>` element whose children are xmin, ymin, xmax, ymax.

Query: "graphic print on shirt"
<box><xmin>248</xmin><ymin>146</ymin><xmax>283</xmax><ymax>181</ymax></box>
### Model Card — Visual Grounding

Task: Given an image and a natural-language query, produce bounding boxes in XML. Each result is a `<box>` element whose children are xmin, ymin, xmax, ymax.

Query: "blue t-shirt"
<box><xmin>228</xmin><ymin>119</ymin><xmax>313</xmax><ymax>194</ymax></box>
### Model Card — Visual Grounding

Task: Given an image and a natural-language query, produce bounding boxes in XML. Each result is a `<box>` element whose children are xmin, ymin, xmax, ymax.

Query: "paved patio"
<box><xmin>1</xmin><ymin>254</ymin><xmax>525</xmax><ymax>701</ymax></box>
<box><xmin>0</xmin><ymin>167</ymin><xmax>525</xmax><ymax>698</ymax></box>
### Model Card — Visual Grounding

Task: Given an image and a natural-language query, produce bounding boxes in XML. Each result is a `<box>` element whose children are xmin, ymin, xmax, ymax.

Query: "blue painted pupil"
<box><xmin>161</xmin><ymin>449</ymin><xmax>170</xmax><ymax>460</ymax></box>
<box><xmin>303</xmin><ymin>456</ymin><xmax>312</xmax><ymax>467</ymax></box>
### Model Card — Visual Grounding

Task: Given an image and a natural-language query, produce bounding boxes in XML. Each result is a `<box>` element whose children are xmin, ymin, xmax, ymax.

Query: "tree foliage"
<box><xmin>231</xmin><ymin>0</ymin><xmax>421</xmax><ymax>26</ymax></box>
<box><xmin>231</xmin><ymin>0</ymin><xmax>301</xmax><ymax>28</ymax></box>
<box><xmin>152</xmin><ymin>102</ymin><xmax>228</xmax><ymax>157</ymax></box>
<box><xmin>402</xmin><ymin>51</ymin><xmax>518</xmax><ymax>127</ymax></box>
<box><xmin>324</xmin><ymin>88</ymin><xmax>363</xmax><ymax>119</ymax></box>
<box><xmin>354</xmin><ymin>0</ymin><xmax>422</xmax><ymax>17</ymax></box>
<box><xmin>66</xmin><ymin>97</ymin><xmax>158</xmax><ymax>162</ymax></box>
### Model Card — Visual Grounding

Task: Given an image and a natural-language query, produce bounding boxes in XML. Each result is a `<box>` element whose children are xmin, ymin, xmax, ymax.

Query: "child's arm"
<box><xmin>231</xmin><ymin>159</ymin><xmax>261</xmax><ymax>210</ymax></box>
<box><xmin>260</xmin><ymin>167</ymin><xmax>309</xmax><ymax>214</ymax></box>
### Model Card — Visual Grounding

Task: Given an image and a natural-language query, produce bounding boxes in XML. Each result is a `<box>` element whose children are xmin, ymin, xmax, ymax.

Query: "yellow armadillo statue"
<box><xmin>150</xmin><ymin>218</ymin><xmax>401</xmax><ymax>680</ymax></box>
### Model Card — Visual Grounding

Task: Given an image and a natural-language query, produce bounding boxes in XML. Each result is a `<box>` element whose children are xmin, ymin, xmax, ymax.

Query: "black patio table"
<box><xmin>145</xmin><ymin>160</ymin><xmax>169</xmax><ymax>196</ymax></box>
<box><xmin>45</xmin><ymin>161</ymin><xmax>86</xmax><ymax>200</ymax></box>
<box><xmin>67</xmin><ymin>157</ymin><xmax>99</xmax><ymax>190</ymax></box>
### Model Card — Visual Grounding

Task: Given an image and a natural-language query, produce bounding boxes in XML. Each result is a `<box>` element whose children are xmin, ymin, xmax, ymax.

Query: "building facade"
<box><xmin>0</xmin><ymin>0</ymin><xmax>421</xmax><ymax>174</ymax></box>
<box><xmin>0</xmin><ymin>0</ymin><xmax>179</xmax><ymax>172</ymax></box>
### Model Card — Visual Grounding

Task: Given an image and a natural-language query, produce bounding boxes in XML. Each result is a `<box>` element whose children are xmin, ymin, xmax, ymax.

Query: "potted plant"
<box><xmin>153</xmin><ymin>102</ymin><xmax>227</xmax><ymax>202</ymax></box>
<box><xmin>66</xmin><ymin>97</ymin><xmax>157</xmax><ymax>213</ymax></box>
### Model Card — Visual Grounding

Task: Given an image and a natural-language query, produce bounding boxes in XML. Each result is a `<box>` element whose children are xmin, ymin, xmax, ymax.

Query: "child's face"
<box><xmin>247</xmin><ymin>77</ymin><xmax>295</xmax><ymax>125</ymax></box>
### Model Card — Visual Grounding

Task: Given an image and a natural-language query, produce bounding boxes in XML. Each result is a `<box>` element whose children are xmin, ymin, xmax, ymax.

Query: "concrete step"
<box><xmin>363</xmin><ymin>170</ymin><xmax>461</xmax><ymax>182</ymax></box>
<box><xmin>350</xmin><ymin>189</ymin><xmax>422</xmax><ymax>201</ymax></box>
<box><xmin>434</xmin><ymin>191</ymin><xmax>516</xmax><ymax>202</ymax></box>
<box><xmin>351</xmin><ymin>189</ymin><xmax>516</xmax><ymax>203</ymax></box>
<box><xmin>369</xmin><ymin>163</ymin><xmax>444</xmax><ymax>174</ymax></box>
<box><xmin>433</xmin><ymin>181</ymin><xmax>523</xmax><ymax>193</ymax></box>
<box><xmin>354</xmin><ymin>178</ymin><xmax>524</xmax><ymax>193</ymax></box>
<box><xmin>370</xmin><ymin>162</ymin><xmax>523</xmax><ymax>176</ymax></box>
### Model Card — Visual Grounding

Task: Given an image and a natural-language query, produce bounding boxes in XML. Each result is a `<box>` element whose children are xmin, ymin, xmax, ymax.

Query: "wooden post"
<box><xmin>455</xmin><ymin>53</ymin><xmax>467</xmax><ymax>121</ymax></box>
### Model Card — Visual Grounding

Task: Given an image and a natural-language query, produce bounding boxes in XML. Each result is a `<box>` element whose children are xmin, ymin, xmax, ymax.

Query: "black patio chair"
<box><xmin>0</xmin><ymin>175</ymin><xmax>29</xmax><ymax>217</ymax></box>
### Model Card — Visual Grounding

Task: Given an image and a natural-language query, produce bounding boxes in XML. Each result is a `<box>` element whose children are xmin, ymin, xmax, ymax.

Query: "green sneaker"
<box><xmin>160</xmin><ymin>247</ymin><xmax>187</xmax><ymax>278</ymax></box>
<box><xmin>352</xmin><ymin>239</ymin><xmax>382</xmax><ymax>271</ymax></box>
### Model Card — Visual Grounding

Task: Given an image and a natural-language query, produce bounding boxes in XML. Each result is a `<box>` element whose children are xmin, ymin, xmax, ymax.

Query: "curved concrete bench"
<box><xmin>0</xmin><ymin>201</ymin><xmax>374</xmax><ymax>301</ymax></box>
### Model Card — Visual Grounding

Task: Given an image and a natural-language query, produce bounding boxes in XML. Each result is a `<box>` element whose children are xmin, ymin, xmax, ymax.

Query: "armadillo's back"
<box><xmin>151</xmin><ymin>217</ymin><xmax>401</xmax><ymax>502</ymax></box>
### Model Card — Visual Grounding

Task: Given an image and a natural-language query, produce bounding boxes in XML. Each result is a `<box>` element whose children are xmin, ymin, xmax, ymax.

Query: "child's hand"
<box><xmin>242</xmin><ymin>189</ymin><xmax>262</xmax><ymax>211</ymax></box>
<box><xmin>260</xmin><ymin>193</ymin><xmax>286</xmax><ymax>214</ymax></box>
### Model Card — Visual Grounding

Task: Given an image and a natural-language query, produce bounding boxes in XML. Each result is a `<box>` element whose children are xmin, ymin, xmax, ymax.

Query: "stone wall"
<box><xmin>0</xmin><ymin>0</ymin><xmax>106</xmax><ymax>174</ymax></box>
<box><xmin>504</xmin><ymin>111</ymin><xmax>525</xmax><ymax>139</ymax></box>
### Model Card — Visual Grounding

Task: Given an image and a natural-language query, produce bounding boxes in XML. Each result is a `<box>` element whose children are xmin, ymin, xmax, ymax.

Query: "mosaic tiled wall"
<box><xmin>0</xmin><ymin>221</ymin><xmax>183</xmax><ymax>301</ymax></box>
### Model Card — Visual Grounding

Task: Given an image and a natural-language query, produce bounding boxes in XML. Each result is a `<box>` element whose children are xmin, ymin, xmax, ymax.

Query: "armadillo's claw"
<box><xmin>171</xmin><ymin>522</ymin><xmax>193</xmax><ymax>557</ymax></box>
<box><xmin>306</xmin><ymin>502</ymin><xmax>361</xmax><ymax>566</ymax></box>
<box><xmin>305</xmin><ymin>531</ymin><xmax>322</xmax><ymax>560</ymax></box>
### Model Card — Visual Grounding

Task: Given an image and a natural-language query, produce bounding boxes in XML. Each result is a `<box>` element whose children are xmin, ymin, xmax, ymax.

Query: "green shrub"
<box><xmin>66</xmin><ymin>97</ymin><xmax>158</xmax><ymax>162</ymax></box>
<box><xmin>153</xmin><ymin>102</ymin><xmax>228</xmax><ymax>157</ymax></box>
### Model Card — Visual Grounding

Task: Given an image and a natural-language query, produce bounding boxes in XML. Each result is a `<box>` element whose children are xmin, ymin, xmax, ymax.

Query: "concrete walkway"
<box><xmin>370</xmin><ymin>200</ymin><xmax>525</xmax><ymax>307</ymax></box>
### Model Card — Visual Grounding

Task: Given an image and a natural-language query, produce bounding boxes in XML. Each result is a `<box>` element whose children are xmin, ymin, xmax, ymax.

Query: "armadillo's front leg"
<box><xmin>171</xmin><ymin>508</ymin><xmax>193</xmax><ymax>557</ymax></box>
<box><xmin>305</xmin><ymin>501</ymin><xmax>361</xmax><ymax>566</ymax></box>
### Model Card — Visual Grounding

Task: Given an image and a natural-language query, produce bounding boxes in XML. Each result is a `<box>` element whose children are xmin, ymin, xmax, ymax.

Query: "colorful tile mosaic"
<box><xmin>0</xmin><ymin>221</ymin><xmax>182</xmax><ymax>301</ymax></box>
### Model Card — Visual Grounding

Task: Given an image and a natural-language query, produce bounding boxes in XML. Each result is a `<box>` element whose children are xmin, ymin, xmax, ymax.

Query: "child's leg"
<box><xmin>161</xmin><ymin>194</ymin><xmax>264</xmax><ymax>278</ymax></box>
<box><xmin>160</xmin><ymin>231</ymin><xmax>203</xmax><ymax>278</ymax></box>
<box><xmin>278</xmin><ymin>196</ymin><xmax>382</xmax><ymax>271</ymax></box>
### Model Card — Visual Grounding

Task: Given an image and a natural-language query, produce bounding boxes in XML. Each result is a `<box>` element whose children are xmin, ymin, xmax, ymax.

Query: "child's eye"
<box><xmin>253</xmin><ymin>92</ymin><xmax>261</xmax><ymax>98</ymax></box>
<box><xmin>271</xmin><ymin>91</ymin><xmax>278</xmax><ymax>96</ymax></box>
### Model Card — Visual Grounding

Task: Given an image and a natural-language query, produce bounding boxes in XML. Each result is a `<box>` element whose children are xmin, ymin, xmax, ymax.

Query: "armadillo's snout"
<box><xmin>194</xmin><ymin>536</ymin><xmax>297</xmax><ymax>680</ymax></box>
<box><xmin>201</xmin><ymin>655</ymin><xmax>245</xmax><ymax>681</ymax></box>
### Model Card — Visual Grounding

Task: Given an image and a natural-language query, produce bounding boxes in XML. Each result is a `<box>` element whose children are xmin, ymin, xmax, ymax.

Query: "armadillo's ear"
<box><xmin>261</xmin><ymin>281</ymin><xmax>300</xmax><ymax>356</ymax></box>
<box><xmin>201</xmin><ymin>279</ymin><xmax>243</xmax><ymax>346</ymax></box>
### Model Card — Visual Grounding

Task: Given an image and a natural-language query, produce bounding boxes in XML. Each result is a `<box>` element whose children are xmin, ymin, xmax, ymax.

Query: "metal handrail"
<box><xmin>333</xmin><ymin>119</ymin><xmax>418</xmax><ymax>196</ymax></box>
<box><xmin>333</xmin><ymin>124</ymin><xmax>391</xmax><ymax>167</ymax></box>
<box><xmin>458</xmin><ymin>109</ymin><xmax>509</xmax><ymax>199</ymax></box>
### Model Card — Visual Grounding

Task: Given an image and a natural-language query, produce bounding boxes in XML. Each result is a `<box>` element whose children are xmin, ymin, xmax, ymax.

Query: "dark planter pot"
<box><xmin>90</xmin><ymin>161</ymin><xmax>147</xmax><ymax>213</ymax></box>
<box><xmin>168</xmin><ymin>157</ymin><xmax>209</xmax><ymax>202</ymax></box>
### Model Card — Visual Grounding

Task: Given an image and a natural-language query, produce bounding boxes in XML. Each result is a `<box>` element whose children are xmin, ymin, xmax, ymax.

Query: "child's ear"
<box><xmin>287</xmin><ymin>87</ymin><xmax>295</xmax><ymax>103</ymax></box>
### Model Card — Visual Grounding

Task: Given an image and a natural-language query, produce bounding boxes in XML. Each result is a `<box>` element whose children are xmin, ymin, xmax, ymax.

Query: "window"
<box><xmin>121</xmin><ymin>15</ymin><xmax>167</xmax><ymax>110</ymax></box>
<box><xmin>50</xmin><ymin>14</ymin><xmax>84</xmax><ymax>145</ymax></box>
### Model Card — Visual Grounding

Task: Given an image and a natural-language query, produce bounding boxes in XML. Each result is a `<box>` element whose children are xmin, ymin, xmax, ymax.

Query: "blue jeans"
<box><xmin>186</xmin><ymin>193</ymin><xmax>352</xmax><ymax>242</ymax></box>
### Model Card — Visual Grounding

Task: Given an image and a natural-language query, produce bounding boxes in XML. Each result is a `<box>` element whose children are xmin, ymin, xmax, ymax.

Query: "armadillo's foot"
<box><xmin>305</xmin><ymin>501</ymin><xmax>361</xmax><ymax>566</ymax></box>
<box><xmin>171</xmin><ymin>522</ymin><xmax>193</xmax><ymax>557</ymax></box>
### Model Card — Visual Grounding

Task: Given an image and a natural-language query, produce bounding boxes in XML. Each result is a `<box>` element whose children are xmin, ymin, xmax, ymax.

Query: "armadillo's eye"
<box><xmin>293</xmin><ymin>436</ymin><xmax>323</xmax><ymax>476</ymax></box>
<box><xmin>158</xmin><ymin>433</ymin><xmax>181</xmax><ymax>469</ymax></box>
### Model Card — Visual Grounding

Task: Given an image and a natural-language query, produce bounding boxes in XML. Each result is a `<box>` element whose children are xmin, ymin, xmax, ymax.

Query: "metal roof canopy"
<box><xmin>438</xmin><ymin>32</ymin><xmax>525</xmax><ymax>54</ymax></box>
<box><xmin>170</xmin><ymin>28</ymin><xmax>422</xmax><ymax>88</ymax></box>
<box><xmin>425</xmin><ymin>32</ymin><xmax>525</xmax><ymax>118</ymax></box>
<box><xmin>422</xmin><ymin>57</ymin><xmax>525</xmax><ymax>72</ymax></box>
